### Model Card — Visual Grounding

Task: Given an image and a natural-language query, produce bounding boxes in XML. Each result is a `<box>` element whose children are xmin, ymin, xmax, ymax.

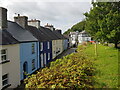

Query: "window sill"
<box><xmin>0</xmin><ymin>60</ymin><xmax>10</xmax><ymax>64</ymax></box>
<box><xmin>2</xmin><ymin>84</ymin><xmax>11</xmax><ymax>90</ymax></box>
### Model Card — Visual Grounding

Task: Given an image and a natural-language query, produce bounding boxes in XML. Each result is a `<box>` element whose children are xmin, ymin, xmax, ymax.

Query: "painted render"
<box><xmin>39</xmin><ymin>41</ymin><xmax>52</xmax><ymax>68</ymax></box>
<box><xmin>20</xmin><ymin>42</ymin><xmax>38</xmax><ymax>80</ymax></box>
<box><xmin>63</xmin><ymin>39</ymin><xmax>68</xmax><ymax>50</ymax></box>
<box><xmin>52</xmin><ymin>40</ymin><xmax>64</xmax><ymax>59</ymax></box>
<box><xmin>0</xmin><ymin>44</ymin><xmax>20</xmax><ymax>89</ymax></box>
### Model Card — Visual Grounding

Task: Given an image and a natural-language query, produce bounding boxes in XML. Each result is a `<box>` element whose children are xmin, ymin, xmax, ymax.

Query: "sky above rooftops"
<box><xmin>0</xmin><ymin>0</ymin><xmax>92</xmax><ymax>33</ymax></box>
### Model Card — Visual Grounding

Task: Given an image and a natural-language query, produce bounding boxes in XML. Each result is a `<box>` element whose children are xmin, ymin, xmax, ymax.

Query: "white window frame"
<box><xmin>47</xmin><ymin>42</ymin><xmax>50</xmax><ymax>49</ymax></box>
<box><xmin>48</xmin><ymin>53</ymin><xmax>50</xmax><ymax>60</ymax></box>
<box><xmin>0</xmin><ymin>49</ymin><xmax>9</xmax><ymax>63</ymax></box>
<box><xmin>44</xmin><ymin>53</ymin><xmax>46</xmax><ymax>65</ymax></box>
<box><xmin>2</xmin><ymin>73</ymin><xmax>9</xmax><ymax>87</ymax></box>
<box><xmin>41</xmin><ymin>54</ymin><xmax>44</xmax><ymax>67</ymax></box>
<box><xmin>40</xmin><ymin>42</ymin><xmax>43</xmax><ymax>51</ymax></box>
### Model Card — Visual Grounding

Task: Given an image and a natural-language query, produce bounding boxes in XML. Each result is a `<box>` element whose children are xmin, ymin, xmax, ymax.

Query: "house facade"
<box><xmin>0</xmin><ymin>7</ymin><xmax>20</xmax><ymax>89</ymax></box>
<box><xmin>20</xmin><ymin>42</ymin><xmax>38</xmax><ymax>80</ymax></box>
<box><xmin>0</xmin><ymin>44</ymin><xmax>20</xmax><ymax>89</ymax></box>
<box><xmin>78</xmin><ymin>30</ymin><xmax>91</xmax><ymax>44</ymax></box>
<box><xmin>0</xmin><ymin>7</ymin><xmax>69</xmax><ymax>89</ymax></box>
<box><xmin>69</xmin><ymin>31</ymin><xmax>79</xmax><ymax>46</ymax></box>
<box><xmin>43</xmin><ymin>25</ymin><xmax>66</xmax><ymax>59</ymax></box>
<box><xmin>69</xmin><ymin>31</ymin><xmax>91</xmax><ymax>45</ymax></box>
<box><xmin>28</xmin><ymin>20</ymin><xmax>53</xmax><ymax>68</ymax></box>
<box><xmin>7</xmin><ymin>16</ymin><xmax>38</xmax><ymax>80</ymax></box>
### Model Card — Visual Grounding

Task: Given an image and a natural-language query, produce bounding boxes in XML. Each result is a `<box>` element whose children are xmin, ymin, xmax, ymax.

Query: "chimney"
<box><xmin>45</xmin><ymin>23</ymin><xmax>54</xmax><ymax>31</ymax></box>
<box><xmin>56</xmin><ymin>29</ymin><xmax>62</xmax><ymax>34</ymax></box>
<box><xmin>28</xmin><ymin>19</ymin><xmax>40</xmax><ymax>29</ymax></box>
<box><xmin>14</xmin><ymin>14</ymin><xmax>28</xmax><ymax>29</ymax></box>
<box><xmin>0</xmin><ymin>7</ymin><xmax>7</xmax><ymax>29</ymax></box>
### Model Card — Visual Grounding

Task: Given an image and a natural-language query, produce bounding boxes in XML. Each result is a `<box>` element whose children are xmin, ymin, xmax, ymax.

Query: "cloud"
<box><xmin>0</xmin><ymin>0</ymin><xmax>92</xmax><ymax>33</ymax></box>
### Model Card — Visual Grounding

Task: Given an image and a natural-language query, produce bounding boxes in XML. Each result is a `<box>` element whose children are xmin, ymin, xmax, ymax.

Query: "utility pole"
<box><xmin>95</xmin><ymin>42</ymin><xmax>97</xmax><ymax>56</ymax></box>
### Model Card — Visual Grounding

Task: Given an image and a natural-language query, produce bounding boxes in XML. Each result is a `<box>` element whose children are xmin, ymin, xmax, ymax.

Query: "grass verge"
<box><xmin>79</xmin><ymin>44</ymin><xmax>119</xmax><ymax>88</ymax></box>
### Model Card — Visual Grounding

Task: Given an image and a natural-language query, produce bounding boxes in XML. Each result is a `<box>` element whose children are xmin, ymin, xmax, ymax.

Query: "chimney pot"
<box><xmin>28</xmin><ymin>19</ymin><xmax>40</xmax><ymax>29</ymax></box>
<box><xmin>18</xmin><ymin>14</ymin><xmax>20</xmax><ymax>17</ymax></box>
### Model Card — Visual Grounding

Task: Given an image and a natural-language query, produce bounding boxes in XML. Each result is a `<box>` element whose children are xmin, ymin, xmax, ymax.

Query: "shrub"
<box><xmin>24</xmin><ymin>46</ymin><xmax>95</xmax><ymax>89</ymax></box>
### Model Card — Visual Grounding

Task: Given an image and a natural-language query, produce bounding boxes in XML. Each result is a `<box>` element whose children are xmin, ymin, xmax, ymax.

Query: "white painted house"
<box><xmin>69</xmin><ymin>31</ymin><xmax>79</xmax><ymax>46</ymax></box>
<box><xmin>78</xmin><ymin>30</ymin><xmax>91</xmax><ymax>43</ymax></box>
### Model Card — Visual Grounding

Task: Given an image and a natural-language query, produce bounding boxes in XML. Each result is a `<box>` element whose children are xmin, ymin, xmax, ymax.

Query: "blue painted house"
<box><xmin>26</xmin><ymin>23</ymin><xmax>53</xmax><ymax>68</ymax></box>
<box><xmin>39</xmin><ymin>26</ymin><xmax>60</xmax><ymax>60</ymax></box>
<box><xmin>6</xmin><ymin>16</ymin><xmax>38</xmax><ymax>80</ymax></box>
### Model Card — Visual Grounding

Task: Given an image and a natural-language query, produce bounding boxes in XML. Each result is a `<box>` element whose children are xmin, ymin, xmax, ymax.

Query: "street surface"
<box><xmin>55</xmin><ymin>48</ymin><xmax>77</xmax><ymax>59</ymax></box>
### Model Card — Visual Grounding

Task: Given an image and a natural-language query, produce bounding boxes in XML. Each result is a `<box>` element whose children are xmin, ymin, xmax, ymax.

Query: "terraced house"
<box><xmin>28</xmin><ymin>19</ymin><xmax>53</xmax><ymax>68</ymax></box>
<box><xmin>0</xmin><ymin>7</ymin><xmax>20</xmax><ymax>89</ymax></box>
<box><xmin>0</xmin><ymin>7</ymin><xmax>68</xmax><ymax>89</ymax></box>
<box><xmin>44</xmin><ymin>24</ymin><xmax>68</xmax><ymax>59</ymax></box>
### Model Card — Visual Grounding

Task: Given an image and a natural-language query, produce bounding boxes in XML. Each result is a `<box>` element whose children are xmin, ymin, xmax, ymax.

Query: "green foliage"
<box><xmin>63</xmin><ymin>20</ymin><xmax>86</xmax><ymax>35</ymax></box>
<box><xmin>84</xmin><ymin>2</ymin><xmax>120</xmax><ymax>48</ymax></box>
<box><xmin>24</xmin><ymin>47</ymin><xmax>95</xmax><ymax>89</ymax></box>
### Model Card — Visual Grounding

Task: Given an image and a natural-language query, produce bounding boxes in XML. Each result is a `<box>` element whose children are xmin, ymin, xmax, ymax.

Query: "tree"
<box><xmin>84</xmin><ymin>2</ymin><xmax>120</xmax><ymax>48</ymax></box>
<box><xmin>63</xmin><ymin>20</ymin><xmax>86</xmax><ymax>35</ymax></box>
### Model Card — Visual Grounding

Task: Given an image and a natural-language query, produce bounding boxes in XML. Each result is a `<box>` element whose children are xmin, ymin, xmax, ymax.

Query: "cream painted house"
<box><xmin>52</xmin><ymin>40</ymin><xmax>56</xmax><ymax>59</ymax></box>
<box><xmin>52</xmin><ymin>39</ymin><xmax>63</xmax><ymax>59</ymax></box>
<box><xmin>0</xmin><ymin>7</ymin><xmax>20</xmax><ymax>89</ymax></box>
<box><xmin>0</xmin><ymin>44</ymin><xmax>20</xmax><ymax>89</ymax></box>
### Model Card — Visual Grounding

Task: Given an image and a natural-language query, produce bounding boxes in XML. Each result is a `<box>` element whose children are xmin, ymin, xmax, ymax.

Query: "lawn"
<box><xmin>82</xmin><ymin>44</ymin><xmax>119</xmax><ymax>88</ymax></box>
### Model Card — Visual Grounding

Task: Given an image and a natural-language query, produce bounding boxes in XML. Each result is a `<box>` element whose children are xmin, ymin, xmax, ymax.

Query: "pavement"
<box><xmin>55</xmin><ymin>48</ymin><xmax>77</xmax><ymax>59</ymax></box>
<box><xmin>16</xmin><ymin>48</ymin><xmax>77</xmax><ymax>89</ymax></box>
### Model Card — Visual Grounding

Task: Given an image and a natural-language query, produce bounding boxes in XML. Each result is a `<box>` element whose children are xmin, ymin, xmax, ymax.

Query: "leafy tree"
<box><xmin>64</xmin><ymin>20</ymin><xmax>86</xmax><ymax>35</ymax></box>
<box><xmin>84</xmin><ymin>2</ymin><xmax>120</xmax><ymax>48</ymax></box>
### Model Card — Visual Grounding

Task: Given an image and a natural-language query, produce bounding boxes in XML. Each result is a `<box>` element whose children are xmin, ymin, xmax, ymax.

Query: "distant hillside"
<box><xmin>64</xmin><ymin>20</ymin><xmax>86</xmax><ymax>35</ymax></box>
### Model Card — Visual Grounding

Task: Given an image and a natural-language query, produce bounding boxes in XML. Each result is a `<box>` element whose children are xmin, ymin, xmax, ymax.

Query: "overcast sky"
<box><xmin>0</xmin><ymin>0</ymin><xmax>92</xmax><ymax>33</ymax></box>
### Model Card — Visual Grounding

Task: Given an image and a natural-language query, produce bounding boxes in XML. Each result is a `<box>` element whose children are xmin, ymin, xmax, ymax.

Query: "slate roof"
<box><xmin>63</xmin><ymin>34</ymin><xmax>69</xmax><ymax>39</ymax></box>
<box><xmin>26</xmin><ymin>26</ymin><xmax>52</xmax><ymax>42</ymax></box>
<box><xmin>53</xmin><ymin>30</ymin><xmax>67</xmax><ymax>39</ymax></box>
<box><xmin>6</xmin><ymin>21</ymin><xmax>37</xmax><ymax>43</ymax></box>
<box><xmin>39</xmin><ymin>26</ymin><xmax>59</xmax><ymax>40</ymax></box>
<box><xmin>0</xmin><ymin>29</ymin><xmax>19</xmax><ymax>45</ymax></box>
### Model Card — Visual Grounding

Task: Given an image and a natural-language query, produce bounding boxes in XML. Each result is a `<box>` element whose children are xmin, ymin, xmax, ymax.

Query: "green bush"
<box><xmin>24</xmin><ymin>46</ymin><xmax>95</xmax><ymax>89</ymax></box>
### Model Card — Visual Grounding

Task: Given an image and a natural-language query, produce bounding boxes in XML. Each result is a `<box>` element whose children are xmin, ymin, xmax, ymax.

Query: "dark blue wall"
<box><xmin>39</xmin><ymin>41</ymin><xmax>52</xmax><ymax>68</ymax></box>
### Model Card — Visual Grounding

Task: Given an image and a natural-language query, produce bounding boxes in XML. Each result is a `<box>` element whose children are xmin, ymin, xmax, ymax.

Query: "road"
<box><xmin>55</xmin><ymin>48</ymin><xmax>77</xmax><ymax>59</ymax></box>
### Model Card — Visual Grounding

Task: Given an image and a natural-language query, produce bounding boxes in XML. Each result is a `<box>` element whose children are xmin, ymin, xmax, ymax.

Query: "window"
<box><xmin>47</xmin><ymin>42</ymin><xmax>50</xmax><ymax>49</ymax></box>
<box><xmin>41</xmin><ymin>54</ymin><xmax>44</xmax><ymax>67</ymax></box>
<box><xmin>0</xmin><ymin>49</ymin><xmax>9</xmax><ymax>63</ymax></box>
<box><xmin>40</xmin><ymin>42</ymin><xmax>43</xmax><ymax>51</ymax></box>
<box><xmin>32</xmin><ymin>59</ymin><xmax>35</xmax><ymax>70</ymax></box>
<box><xmin>32</xmin><ymin>43</ymin><xmax>35</xmax><ymax>54</ymax></box>
<box><xmin>44</xmin><ymin>53</ymin><xmax>46</xmax><ymax>65</ymax></box>
<box><xmin>2</xmin><ymin>74</ymin><xmax>9</xmax><ymax>87</ymax></box>
<box><xmin>48</xmin><ymin>53</ymin><xmax>50</xmax><ymax>60</ymax></box>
